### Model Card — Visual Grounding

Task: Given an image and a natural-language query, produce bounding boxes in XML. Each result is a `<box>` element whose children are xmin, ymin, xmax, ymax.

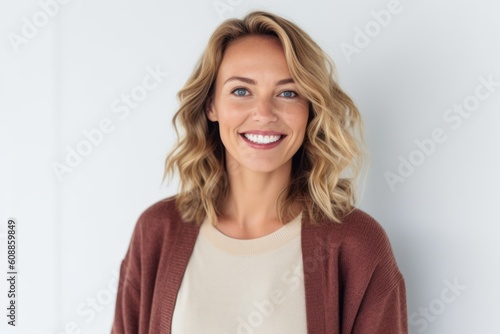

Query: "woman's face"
<box><xmin>207</xmin><ymin>35</ymin><xmax>309</xmax><ymax>176</ymax></box>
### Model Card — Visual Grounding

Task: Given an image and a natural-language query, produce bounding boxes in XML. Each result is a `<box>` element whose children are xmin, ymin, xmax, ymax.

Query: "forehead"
<box><xmin>217</xmin><ymin>35</ymin><xmax>289</xmax><ymax>77</ymax></box>
<box><xmin>225</xmin><ymin>34</ymin><xmax>283</xmax><ymax>54</ymax></box>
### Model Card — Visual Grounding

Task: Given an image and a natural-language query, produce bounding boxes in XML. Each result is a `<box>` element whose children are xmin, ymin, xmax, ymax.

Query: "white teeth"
<box><xmin>244</xmin><ymin>133</ymin><xmax>282</xmax><ymax>144</ymax></box>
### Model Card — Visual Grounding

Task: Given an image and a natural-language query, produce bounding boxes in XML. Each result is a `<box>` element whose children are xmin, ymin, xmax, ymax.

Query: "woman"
<box><xmin>112</xmin><ymin>11</ymin><xmax>407</xmax><ymax>334</ymax></box>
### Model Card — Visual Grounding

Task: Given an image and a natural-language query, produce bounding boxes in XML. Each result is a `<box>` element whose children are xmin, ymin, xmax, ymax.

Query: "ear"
<box><xmin>205</xmin><ymin>96</ymin><xmax>218</xmax><ymax>122</ymax></box>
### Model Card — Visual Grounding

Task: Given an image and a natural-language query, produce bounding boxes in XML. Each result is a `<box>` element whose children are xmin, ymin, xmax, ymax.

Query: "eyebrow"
<box><xmin>223</xmin><ymin>76</ymin><xmax>295</xmax><ymax>86</ymax></box>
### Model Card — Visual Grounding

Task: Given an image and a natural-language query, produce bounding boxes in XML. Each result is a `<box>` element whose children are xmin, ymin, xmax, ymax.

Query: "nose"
<box><xmin>252</xmin><ymin>98</ymin><xmax>278</xmax><ymax>123</ymax></box>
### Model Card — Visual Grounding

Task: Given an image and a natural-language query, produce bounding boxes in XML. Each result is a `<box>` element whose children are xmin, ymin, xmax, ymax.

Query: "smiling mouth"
<box><xmin>242</xmin><ymin>133</ymin><xmax>284</xmax><ymax>144</ymax></box>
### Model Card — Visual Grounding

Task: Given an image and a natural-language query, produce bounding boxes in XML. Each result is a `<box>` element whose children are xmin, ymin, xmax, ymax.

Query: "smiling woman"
<box><xmin>111</xmin><ymin>11</ymin><xmax>408</xmax><ymax>334</ymax></box>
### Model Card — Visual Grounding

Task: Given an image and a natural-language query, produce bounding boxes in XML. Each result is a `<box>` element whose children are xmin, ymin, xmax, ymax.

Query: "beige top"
<box><xmin>171</xmin><ymin>212</ymin><xmax>307</xmax><ymax>333</ymax></box>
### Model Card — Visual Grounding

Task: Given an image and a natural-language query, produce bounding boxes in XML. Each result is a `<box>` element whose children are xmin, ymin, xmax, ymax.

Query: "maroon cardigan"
<box><xmin>111</xmin><ymin>197</ymin><xmax>407</xmax><ymax>333</ymax></box>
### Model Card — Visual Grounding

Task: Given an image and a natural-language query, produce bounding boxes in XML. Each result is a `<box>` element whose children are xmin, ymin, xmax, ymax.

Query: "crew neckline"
<box><xmin>200</xmin><ymin>212</ymin><xmax>303</xmax><ymax>256</ymax></box>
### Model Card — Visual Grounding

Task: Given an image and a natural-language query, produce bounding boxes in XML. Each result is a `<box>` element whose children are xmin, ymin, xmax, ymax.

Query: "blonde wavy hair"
<box><xmin>164</xmin><ymin>11</ymin><xmax>364</xmax><ymax>226</ymax></box>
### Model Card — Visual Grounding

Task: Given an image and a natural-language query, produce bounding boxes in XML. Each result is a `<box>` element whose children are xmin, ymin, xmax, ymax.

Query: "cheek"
<box><xmin>216</xmin><ymin>104</ymin><xmax>247</xmax><ymax>129</ymax></box>
<box><xmin>289</xmin><ymin>110</ymin><xmax>309</xmax><ymax>133</ymax></box>
<box><xmin>215</xmin><ymin>112</ymin><xmax>242</xmax><ymax>146</ymax></box>
<box><xmin>291</xmin><ymin>112</ymin><xmax>309</xmax><ymax>146</ymax></box>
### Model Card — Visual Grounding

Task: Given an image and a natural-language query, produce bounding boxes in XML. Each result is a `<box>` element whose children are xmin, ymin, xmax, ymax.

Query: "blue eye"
<box><xmin>280</xmin><ymin>91</ymin><xmax>297</xmax><ymax>98</ymax></box>
<box><xmin>233</xmin><ymin>88</ymin><xmax>248</xmax><ymax>96</ymax></box>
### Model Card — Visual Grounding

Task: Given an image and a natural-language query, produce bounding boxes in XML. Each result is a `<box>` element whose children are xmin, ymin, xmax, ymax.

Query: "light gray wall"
<box><xmin>1</xmin><ymin>0</ymin><xmax>499</xmax><ymax>333</ymax></box>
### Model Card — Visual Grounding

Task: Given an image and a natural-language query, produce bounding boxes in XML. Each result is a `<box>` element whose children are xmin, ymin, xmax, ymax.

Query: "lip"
<box><xmin>240</xmin><ymin>130</ymin><xmax>285</xmax><ymax>136</ymax></box>
<box><xmin>239</xmin><ymin>132</ymin><xmax>286</xmax><ymax>149</ymax></box>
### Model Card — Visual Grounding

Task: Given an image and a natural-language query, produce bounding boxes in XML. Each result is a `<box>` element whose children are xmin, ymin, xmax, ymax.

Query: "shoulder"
<box><xmin>338</xmin><ymin>208</ymin><xmax>394</xmax><ymax>254</ymax></box>
<box><xmin>122</xmin><ymin>196</ymin><xmax>199</xmax><ymax>278</ymax></box>
<box><xmin>304</xmin><ymin>208</ymin><xmax>401</xmax><ymax>281</ymax></box>
<box><xmin>305</xmin><ymin>208</ymin><xmax>392</xmax><ymax>252</ymax></box>
<box><xmin>129</xmin><ymin>196</ymin><xmax>191</xmax><ymax>251</ymax></box>
<box><xmin>303</xmin><ymin>210</ymin><xmax>408</xmax><ymax>331</ymax></box>
<box><xmin>340</xmin><ymin>209</ymin><xmax>400</xmax><ymax>272</ymax></box>
<box><xmin>136</xmin><ymin>195</ymin><xmax>182</xmax><ymax>228</ymax></box>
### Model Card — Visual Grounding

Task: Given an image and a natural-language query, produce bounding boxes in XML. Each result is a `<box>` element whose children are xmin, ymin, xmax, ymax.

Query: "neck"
<box><xmin>218</xmin><ymin>157</ymin><xmax>295</xmax><ymax>235</ymax></box>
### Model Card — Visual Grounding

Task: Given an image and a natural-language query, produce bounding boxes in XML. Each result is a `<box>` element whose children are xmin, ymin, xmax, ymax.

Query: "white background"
<box><xmin>1</xmin><ymin>0</ymin><xmax>499</xmax><ymax>333</ymax></box>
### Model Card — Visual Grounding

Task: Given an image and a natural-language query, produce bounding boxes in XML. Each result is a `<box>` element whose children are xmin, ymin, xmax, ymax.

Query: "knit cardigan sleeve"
<box><xmin>303</xmin><ymin>209</ymin><xmax>407</xmax><ymax>333</ymax></box>
<box><xmin>352</xmin><ymin>274</ymin><xmax>407</xmax><ymax>333</ymax></box>
<box><xmin>349</xmin><ymin>259</ymin><xmax>407</xmax><ymax>333</ymax></box>
<box><xmin>339</xmin><ymin>210</ymin><xmax>408</xmax><ymax>333</ymax></box>
<box><xmin>111</xmin><ymin>217</ymin><xmax>144</xmax><ymax>334</ymax></box>
<box><xmin>111</xmin><ymin>200</ymin><xmax>173</xmax><ymax>334</ymax></box>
